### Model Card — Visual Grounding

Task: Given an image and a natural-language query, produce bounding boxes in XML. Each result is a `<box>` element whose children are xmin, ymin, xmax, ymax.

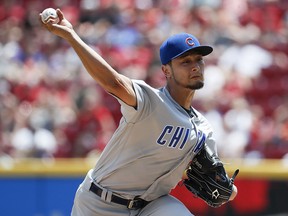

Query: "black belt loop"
<box><xmin>89</xmin><ymin>182</ymin><xmax>149</xmax><ymax>209</ymax></box>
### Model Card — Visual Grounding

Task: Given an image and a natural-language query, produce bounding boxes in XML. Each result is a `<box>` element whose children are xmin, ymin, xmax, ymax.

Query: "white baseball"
<box><xmin>41</xmin><ymin>8</ymin><xmax>59</xmax><ymax>24</ymax></box>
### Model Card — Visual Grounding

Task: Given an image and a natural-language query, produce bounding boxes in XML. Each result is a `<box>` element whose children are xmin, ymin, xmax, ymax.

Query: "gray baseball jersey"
<box><xmin>91</xmin><ymin>79</ymin><xmax>216</xmax><ymax>201</ymax></box>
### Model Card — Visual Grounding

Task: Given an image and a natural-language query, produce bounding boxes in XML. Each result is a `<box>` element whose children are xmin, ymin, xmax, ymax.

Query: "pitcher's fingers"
<box><xmin>56</xmin><ymin>8</ymin><xmax>64</xmax><ymax>21</ymax></box>
<box><xmin>229</xmin><ymin>185</ymin><xmax>238</xmax><ymax>201</ymax></box>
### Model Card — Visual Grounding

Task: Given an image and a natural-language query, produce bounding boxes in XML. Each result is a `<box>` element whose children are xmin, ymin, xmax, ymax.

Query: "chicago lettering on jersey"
<box><xmin>156</xmin><ymin>125</ymin><xmax>206</xmax><ymax>152</ymax></box>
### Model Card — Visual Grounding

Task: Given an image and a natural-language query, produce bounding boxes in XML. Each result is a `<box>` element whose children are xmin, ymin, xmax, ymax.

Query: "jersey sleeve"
<box><xmin>194</xmin><ymin>109</ymin><xmax>218</xmax><ymax>155</ymax></box>
<box><xmin>116</xmin><ymin>80</ymin><xmax>159</xmax><ymax>123</ymax></box>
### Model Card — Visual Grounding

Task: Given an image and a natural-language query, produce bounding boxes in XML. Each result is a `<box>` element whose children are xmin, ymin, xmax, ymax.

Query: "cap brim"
<box><xmin>172</xmin><ymin>45</ymin><xmax>213</xmax><ymax>61</ymax></box>
<box><xmin>192</xmin><ymin>46</ymin><xmax>213</xmax><ymax>56</ymax></box>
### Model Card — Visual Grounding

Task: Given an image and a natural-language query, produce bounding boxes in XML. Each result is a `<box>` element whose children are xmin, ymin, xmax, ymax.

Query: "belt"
<box><xmin>89</xmin><ymin>182</ymin><xmax>149</xmax><ymax>209</ymax></box>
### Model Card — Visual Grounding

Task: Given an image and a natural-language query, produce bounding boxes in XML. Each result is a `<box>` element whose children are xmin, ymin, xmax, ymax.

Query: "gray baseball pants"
<box><xmin>71</xmin><ymin>170</ymin><xmax>193</xmax><ymax>216</ymax></box>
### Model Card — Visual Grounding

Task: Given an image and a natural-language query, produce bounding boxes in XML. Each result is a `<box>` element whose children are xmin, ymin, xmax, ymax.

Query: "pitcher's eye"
<box><xmin>197</xmin><ymin>57</ymin><xmax>204</xmax><ymax>62</ymax></box>
<box><xmin>181</xmin><ymin>59</ymin><xmax>191</xmax><ymax>65</ymax></box>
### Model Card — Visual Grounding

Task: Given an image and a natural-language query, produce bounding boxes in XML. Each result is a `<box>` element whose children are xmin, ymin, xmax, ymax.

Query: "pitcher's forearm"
<box><xmin>65</xmin><ymin>31</ymin><xmax>136</xmax><ymax>106</ymax></box>
<box><xmin>67</xmin><ymin>31</ymin><xmax>118</xmax><ymax>90</ymax></box>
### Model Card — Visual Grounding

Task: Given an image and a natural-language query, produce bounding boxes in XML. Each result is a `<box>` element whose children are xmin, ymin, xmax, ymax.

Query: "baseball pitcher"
<box><xmin>40</xmin><ymin>8</ymin><xmax>238</xmax><ymax>216</ymax></box>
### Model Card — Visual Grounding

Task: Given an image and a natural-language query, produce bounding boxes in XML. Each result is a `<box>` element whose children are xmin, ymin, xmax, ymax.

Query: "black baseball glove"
<box><xmin>183</xmin><ymin>144</ymin><xmax>239</xmax><ymax>208</ymax></box>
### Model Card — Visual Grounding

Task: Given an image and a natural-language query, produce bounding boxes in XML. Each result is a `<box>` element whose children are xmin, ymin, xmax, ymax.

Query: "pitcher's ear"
<box><xmin>162</xmin><ymin>65</ymin><xmax>171</xmax><ymax>78</ymax></box>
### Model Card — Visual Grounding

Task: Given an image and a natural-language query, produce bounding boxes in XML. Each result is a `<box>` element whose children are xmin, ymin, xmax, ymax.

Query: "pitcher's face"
<box><xmin>164</xmin><ymin>53</ymin><xmax>205</xmax><ymax>90</ymax></box>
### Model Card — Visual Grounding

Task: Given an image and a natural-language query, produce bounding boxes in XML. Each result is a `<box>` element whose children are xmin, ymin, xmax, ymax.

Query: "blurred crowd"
<box><xmin>0</xmin><ymin>0</ymin><xmax>288</xmax><ymax>160</ymax></box>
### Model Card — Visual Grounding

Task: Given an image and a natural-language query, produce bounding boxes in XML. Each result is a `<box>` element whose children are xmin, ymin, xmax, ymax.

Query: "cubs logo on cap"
<box><xmin>160</xmin><ymin>33</ymin><xmax>213</xmax><ymax>65</ymax></box>
<box><xmin>185</xmin><ymin>37</ymin><xmax>195</xmax><ymax>46</ymax></box>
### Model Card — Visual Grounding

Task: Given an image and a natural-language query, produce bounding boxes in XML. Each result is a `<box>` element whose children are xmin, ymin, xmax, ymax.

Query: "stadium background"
<box><xmin>0</xmin><ymin>0</ymin><xmax>288</xmax><ymax>215</ymax></box>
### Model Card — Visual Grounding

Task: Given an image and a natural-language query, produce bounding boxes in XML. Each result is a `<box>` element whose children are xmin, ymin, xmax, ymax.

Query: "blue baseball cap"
<box><xmin>160</xmin><ymin>33</ymin><xmax>213</xmax><ymax>65</ymax></box>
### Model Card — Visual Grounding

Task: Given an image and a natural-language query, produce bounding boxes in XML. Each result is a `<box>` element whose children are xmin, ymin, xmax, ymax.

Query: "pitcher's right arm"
<box><xmin>40</xmin><ymin>8</ymin><xmax>137</xmax><ymax>108</ymax></box>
